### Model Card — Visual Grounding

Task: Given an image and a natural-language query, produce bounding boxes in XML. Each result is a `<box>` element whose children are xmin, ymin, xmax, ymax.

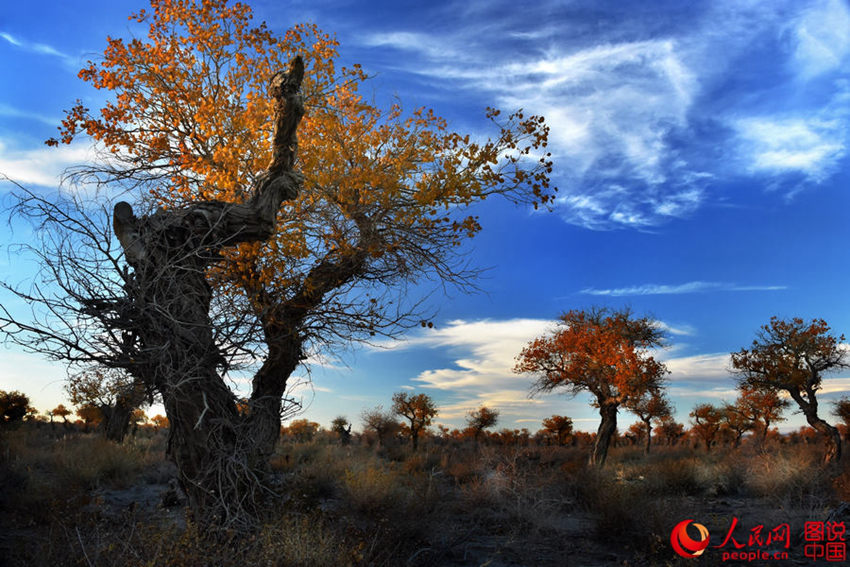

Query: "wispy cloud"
<box><xmin>357</xmin><ymin>0</ymin><xmax>850</xmax><ymax>229</ymax></box>
<box><xmin>0</xmin><ymin>103</ymin><xmax>58</xmax><ymax>126</ymax></box>
<box><xmin>0</xmin><ymin>31</ymin><xmax>76</xmax><ymax>67</ymax></box>
<box><xmin>663</xmin><ymin>352</ymin><xmax>732</xmax><ymax>379</ymax></box>
<box><xmin>735</xmin><ymin>115</ymin><xmax>847</xmax><ymax>183</ymax></box>
<box><xmin>790</xmin><ymin>0</ymin><xmax>850</xmax><ymax>80</ymax></box>
<box><xmin>580</xmin><ymin>281</ymin><xmax>787</xmax><ymax>297</ymax></box>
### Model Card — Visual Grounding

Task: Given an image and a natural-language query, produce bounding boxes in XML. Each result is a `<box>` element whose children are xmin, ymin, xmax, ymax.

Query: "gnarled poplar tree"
<box><xmin>2</xmin><ymin>0</ymin><xmax>554</xmax><ymax>530</ymax></box>
<box><xmin>514</xmin><ymin>308</ymin><xmax>667</xmax><ymax>467</ymax></box>
<box><xmin>732</xmin><ymin>316</ymin><xmax>848</xmax><ymax>464</ymax></box>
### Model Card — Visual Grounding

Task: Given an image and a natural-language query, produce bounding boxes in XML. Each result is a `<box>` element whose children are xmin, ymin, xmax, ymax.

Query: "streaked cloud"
<box><xmin>357</xmin><ymin>0</ymin><xmax>850</xmax><ymax>229</ymax></box>
<box><xmin>580</xmin><ymin>281</ymin><xmax>787</xmax><ymax>297</ymax></box>
<box><xmin>0</xmin><ymin>103</ymin><xmax>58</xmax><ymax>126</ymax></box>
<box><xmin>0</xmin><ymin>31</ymin><xmax>76</xmax><ymax>67</ymax></box>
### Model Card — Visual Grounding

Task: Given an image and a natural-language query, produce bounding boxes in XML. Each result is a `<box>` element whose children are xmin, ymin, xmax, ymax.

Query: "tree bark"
<box><xmin>590</xmin><ymin>401</ymin><xmax>618</xmax><ymax>468</ymax></box>
<box><xmin>643</xmin><ymin>419</ymin><xmax>652</xmax><ymax>455</ymax></box>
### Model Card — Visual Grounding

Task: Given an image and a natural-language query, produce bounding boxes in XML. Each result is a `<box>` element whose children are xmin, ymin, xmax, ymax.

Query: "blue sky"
<box><xmin>2</xmin><ymin>0</ymin><xmax>850</xmax><ymax>433</ymax></box>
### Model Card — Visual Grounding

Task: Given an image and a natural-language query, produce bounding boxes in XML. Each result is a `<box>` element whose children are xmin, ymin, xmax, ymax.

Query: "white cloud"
<box><xmin>373</xmin><ymin>318</ymin><xmax>569</xmax><ymax>422</ymax></box>
<box><xmin>359</xmin><ymin>31</ymin><xmax>457</xmax><ymax>60</ymax></box>
<box><xmin>735</xmin><ymin>116</ymin><xmax>846</xmax><ymax>182</ymax></box>
<box><xmin>812</xmin><ymin>376</ymin><xmax>850</xmax><ymax>396</ymax></box>
<box><xmin>0</xmin><ymin>139</ymin><xmax>96</xmax><ymax>188</ymax></box>
<box><xmin>0</xmin><ymin>32</ymin><xmax>22</xmax><ymax>47</ymax></box>
<box><xmin>663</xmin><ymin>352</ymin><xmax>732</xmax><ymax>380</ymax></box>
<box><xmin>791</xmin><ymin>0</ymin><xmax>850</xmax><ymax>80</ymax></box>
<box><xmin>581</xmin><ymin>281</ymin><xmax>787</xmax><ymax>296</ymax></box>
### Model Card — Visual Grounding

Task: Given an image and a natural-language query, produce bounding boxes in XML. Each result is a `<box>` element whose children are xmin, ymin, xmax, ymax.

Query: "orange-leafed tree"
<box><xmin>514</xmin><ymin>308</ymin><xmax>668</xmax><ymax>467</ymax></box>
<box><xmin>656</xmin><ymin>415</ymin><xmax>685</xmax><ymax>446</ymax></box>
<box><xmin>732</xmin><ymin>386</ymin><xmax>788</xmax><ymax>445</ymax></box>
<box><xmin>732</xmin><ymin>317</ymin><xmax>848</xmax><ymax>464</ymax></box>
<box><xmin>76</xmin><ymin>403</ymin><xmax>103</xmax><ymax>432</ymax></box>
<box><xmin>282</xmin><ymin>418</ymin><xmax>320</xmax><ymax>442</ymax></box>
<box><xmin>626</xmin><ymin>389</ymin><xmax>672</xmax><ymax>454</ymax></box>
<box><xmin>151</xmin><ymin>414</ymin><xmax>170</xmax><ymax>430</ymax></box>
<box><xmin>50</xmin><ymin>403</ymin><xmax>73</xmax><ymax>429</ymax></box>
<box><xmin>720</xmin><ymin>402</ymin><xmax>752</xmax><ymax>448</ymax></box>
<box><xmin>392</xmin><ymin>392</ymin><xmax>438</xmax><ymax>451</ymax></box>
<box><xmin>541</xmin><ymin>415</ymin><xmax>574</xmax><ymax>446</ymax></box>
<box><xmin>689</xmin><ymin>403</ymin><xmax>722</xmax><ymax>451</ymax></box>
<box><xmin>625</xmin><ymin>422</ymin><xmax>646</xmax><ymax>445</ymax></box>
<box><xmin>0</xmin><ymin>0</ymin><xmax>555</xmax><ymax>531</ymax></box>
<box><xmin>466</xmin><ymin>406</ymin><xmax>500</xmax><ymax>442</ymax></box>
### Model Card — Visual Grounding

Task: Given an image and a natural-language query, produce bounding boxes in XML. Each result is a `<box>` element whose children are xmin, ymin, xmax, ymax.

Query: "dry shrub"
<box><xmin>343</xmin><ymin>464</ymin><xmax>403</xmax><ymax>515</ymax></box>
<box><xmin>746</xmin><ymin>450</ymin><xmax>832</xmax><ymax>506</ymax></box>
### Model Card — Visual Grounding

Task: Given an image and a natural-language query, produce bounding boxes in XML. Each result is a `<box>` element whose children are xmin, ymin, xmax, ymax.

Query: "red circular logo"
<box><xmin>671</xmin><ymin>519</ymin><xmax>710</xmax><ymax>558</ymax></box>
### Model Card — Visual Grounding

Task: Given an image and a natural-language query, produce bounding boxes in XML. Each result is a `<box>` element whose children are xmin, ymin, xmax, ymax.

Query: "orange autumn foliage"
<box><xmin>514</xmin><ymin>309</ymin><xmax>667</xmax><ymax>406</ymax></box>
<box><xmin>48</xmin><ymin>0</ymin><xmax>556</xmax><ymax>342</ymax></box>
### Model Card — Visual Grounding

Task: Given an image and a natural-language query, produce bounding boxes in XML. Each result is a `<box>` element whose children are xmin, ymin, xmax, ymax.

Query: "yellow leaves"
<box><xmin>50</xmin><ymin>0</ymin><xmax>557</xmax><ymax>316</ymax></box>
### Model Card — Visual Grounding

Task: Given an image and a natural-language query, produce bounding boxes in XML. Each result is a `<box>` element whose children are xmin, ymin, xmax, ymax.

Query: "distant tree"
<box><xmin>625</xmin><ymin>422</ymin><xmax>646</xmax><ymax>445</ymax></box>
<box><xmin>733</xmin><ymin>386</ymin><xmax>789</xmax><ymax>445</ymax></box>
<box><xmin>656</xmin><ymin>415</ymin><xmax>685</xmax><ymax>446</ymax></box>
<box><xmin>24</xmin><ymin>405</ymin><xmax>41</xmax><ymax>422</ymax></box>
<box><xmin>361</xmin><ymin>406</ymin><xmax>400</xmax><ymax>447</ymax></box>
<box><xmin>129</xmin><ymin>408</ymin><xmax>148</xmax><ymax>436</ymax></box>
<box><xmin>151</xmin><ymin>414</ymin><xmax>170</xmax><ymax>431</ymax></box>
<box><xmin>50</xmin><ymin>404</ymin><xmax>73</xmax><ymax>429</ymax></box>
<box><xmin>391</xmin><ymin>392</ymin><xmax>438</xmax><ymax>451</ymax></box>
<box><xmin>495</xmin><ymin>428</ymin><xmax>529</xmax><ymax>445</ymax></box>
<box><xmin>514</xmin><ymin>308</ymin><xmax>668</xmax><ymax>467</ymax></box>
<box><xmin>627</xmin><ymin>389</ymin><xmax>672</xmax><ymax>454</ymax></box>
<box><xmin>689</xmin><ymin>403</ymin><xmax>723</xmax><ymax>451</ymax></box>
<box><xmin>832</xmin><ymin>397</ymin><xmax>850</xmax><ymax>442</ymax></box>
<box><xmin>732</xmin><ymin>317</ymin><xmax>848</xmax><ymax>464</ymax></box>
<box><xmin>76</xmin><ymin>403</ymin><xmax>103</xmax><ymax>432</ymax></box>
<box><xmin>66</xmin><ymin>367</ymin><xmax>147</xmax><ymax>443</ymax></box>
<box><xmin>466</xmin><ymin>406</ymin><xmax>500</xmax><ymax>442</ymax></box>
<box><xmin>721</xmin><ymin>402</ymin><xmax>753</xmax><ymax>448</ymax></box>
<box><xmin>283</xmin><ymin>419</ymin><xmax>321</xmax><ymax>443</ymax></box>
<box><xmin>541</xmin><ymin>415</ymin><xmax>574</xmax><ymax>446</ymax></box>
<box><xmin>331</xmin><ymin>416</ymin><xmax>352</xmax><ymax>445</ymax></box>
<box><xmin>0</xmin><ymin>390</ymin><xmax>30</xmax><ymax>427</ymax></box>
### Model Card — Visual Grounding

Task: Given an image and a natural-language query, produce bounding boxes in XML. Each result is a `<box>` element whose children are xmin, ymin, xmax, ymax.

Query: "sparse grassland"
<box><xmin>2</xmin><ymin>424</ymin><xmax>848</xmax><ymax>566</ymax></box>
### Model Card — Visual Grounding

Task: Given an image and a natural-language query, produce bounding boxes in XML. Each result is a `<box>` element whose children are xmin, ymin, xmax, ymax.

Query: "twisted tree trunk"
<box><xmin>111</xmin><ymin>57</ymin><xmax>305</xmax><ymax>531</ymax></box>
<box><xmin>789</xmin><ymin>389</ymin><xmax>842</xmax><ymax>465</ymax></box>
<box><xmin>590</xmin><ymin>400</ymin><xmax>618</xmax><ymax>468</ymax></box>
